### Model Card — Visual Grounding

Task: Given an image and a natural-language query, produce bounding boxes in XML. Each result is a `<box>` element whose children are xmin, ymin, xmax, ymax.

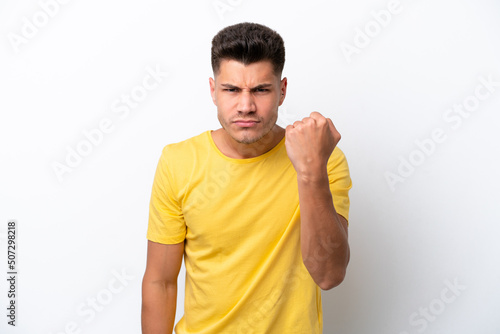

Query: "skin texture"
<box><xmin>141</xmin><ymin>59</ymin><xmax>350</xmax><ymax>333</ymax></box>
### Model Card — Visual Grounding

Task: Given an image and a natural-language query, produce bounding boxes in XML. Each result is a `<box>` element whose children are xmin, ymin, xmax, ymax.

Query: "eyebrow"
<box><xmin>220</xmin><ymin>83</ymin><xmax>273</xmax><ymax>90</ymax></box>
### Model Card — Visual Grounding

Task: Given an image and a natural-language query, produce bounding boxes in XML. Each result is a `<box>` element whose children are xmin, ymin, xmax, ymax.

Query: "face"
<box><xmin>209</xmin><ymin>59</ymin><xmax>287</xmax><ymax>145</ymax></box>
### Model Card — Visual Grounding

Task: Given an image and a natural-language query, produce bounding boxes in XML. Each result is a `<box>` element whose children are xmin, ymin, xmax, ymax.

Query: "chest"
<box><xmin>181</xmin><ymin>156</ymin><xmax>299</xmax><ymax>248</ymax></box>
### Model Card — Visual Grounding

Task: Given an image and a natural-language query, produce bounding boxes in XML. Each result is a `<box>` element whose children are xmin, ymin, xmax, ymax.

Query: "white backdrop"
<box><xmin>1</xmin><ymin>0</ymin><xmax>500</xmax><ymax>333</ymax></box>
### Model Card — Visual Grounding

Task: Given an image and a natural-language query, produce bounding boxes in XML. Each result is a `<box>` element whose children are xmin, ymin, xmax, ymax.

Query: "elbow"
<box><xmin>318</xmin><ymin>269</ymin><xmax>346</xmax><ymax>291</ymax></box>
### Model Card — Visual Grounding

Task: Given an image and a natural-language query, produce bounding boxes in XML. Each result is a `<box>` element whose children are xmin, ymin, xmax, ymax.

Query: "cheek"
<box><xmin>218</xmin><ymin>96</ymin><xmax>237</xmax><ymax>110</ymax></box>
<box><xmin>215</xmin><ymin>98</ymin><xmax>229</xmax><ymax>113</ymax></box>
<box><xmin>262</xmin><ymin>96</ymin><xmax>280</xmax><ymax>113</ymax></box>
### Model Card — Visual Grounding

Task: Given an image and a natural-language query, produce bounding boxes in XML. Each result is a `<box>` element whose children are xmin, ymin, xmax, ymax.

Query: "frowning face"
<box><xmin>209</xmin><ymin>59</ymin><xmax>287</xmax><ymax>145</ymax></box>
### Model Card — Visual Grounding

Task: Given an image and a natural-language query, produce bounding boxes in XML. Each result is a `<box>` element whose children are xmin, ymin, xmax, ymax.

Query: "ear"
<box><xmin>209</xmin><ymin>77</ymin><xmax>217</xmax><ymax>106</ymax></box>
<box><xmin>279</xmin><ymin>77</ymin><xmax>287</xmax><ymax>106</ymax></box>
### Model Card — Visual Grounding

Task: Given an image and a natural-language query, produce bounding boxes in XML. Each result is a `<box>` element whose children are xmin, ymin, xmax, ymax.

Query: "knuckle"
<box><xmin>303</xmin><ymin>117</ymin><xmax>313</xmax><ymax>124</ymax></box>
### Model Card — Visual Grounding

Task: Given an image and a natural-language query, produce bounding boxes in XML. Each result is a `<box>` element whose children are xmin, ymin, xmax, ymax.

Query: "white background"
<box><xmin>1</xmin><ymin>0</ymin><xmax>500</xmax><ymax>333</ymax></box>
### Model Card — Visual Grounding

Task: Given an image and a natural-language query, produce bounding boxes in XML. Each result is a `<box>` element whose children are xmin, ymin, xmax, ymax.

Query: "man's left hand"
<box><xmin>285</xmin><ymin>111</ymin><xmax>341</xmax><ymax>177</ymax></box>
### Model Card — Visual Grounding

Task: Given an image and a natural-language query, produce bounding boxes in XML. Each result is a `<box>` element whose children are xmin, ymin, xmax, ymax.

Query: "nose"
<box><xmin>237</xmin><ymin>91</ymin><xmax>256</xmax><ymax>113</ymax></box>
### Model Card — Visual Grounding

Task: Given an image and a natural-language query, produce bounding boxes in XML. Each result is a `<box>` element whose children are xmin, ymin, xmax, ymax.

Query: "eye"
<box><xmin>254</xmin><ymin>88</ymin><xmax>270</xmax><ymax>93</ymax></box>
<box><xmin>223</xmin><ymin>88</ymin><xmax>238</xmax><ymax>92</ymax></box>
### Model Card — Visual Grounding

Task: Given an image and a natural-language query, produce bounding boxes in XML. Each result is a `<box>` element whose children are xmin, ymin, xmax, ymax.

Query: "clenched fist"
<box><xmin>285</xmin><ymin>111</ymin><xmax>341</xmax><ymax>177</ymax></box>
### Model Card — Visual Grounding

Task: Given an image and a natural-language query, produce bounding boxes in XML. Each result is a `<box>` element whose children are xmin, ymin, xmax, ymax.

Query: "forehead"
<box><xmin>215</xmin><ymin>59</ymin><xmax>279</xmax><ymax>86</ymax></box>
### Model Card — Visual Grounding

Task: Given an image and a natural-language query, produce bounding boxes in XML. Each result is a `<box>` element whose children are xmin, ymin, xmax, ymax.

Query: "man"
<box><xmin>142</xmin><ymin>22</ymin><xmax>352</xmax><ymax>333</ymax></box>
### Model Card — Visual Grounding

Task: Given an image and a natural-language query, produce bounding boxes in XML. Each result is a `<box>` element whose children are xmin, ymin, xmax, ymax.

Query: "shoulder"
<box><xmin>155</xmin><ymin>131</ymin><xmax>210</xmax><ymax>191</ymax></box>
<box><xmin>160</xmin><ymin>131</ymin><xmax>209</xmax><ymax>161</ymax></box>
<box><xmin>328</xmin><ymin>146</ymin><xmax>349</xmax><ymax>169</ymax></box>
<box><xmin>327</xmin><ymin>146</ymin><xmax>351</xmax><ymax>186</ymax></box>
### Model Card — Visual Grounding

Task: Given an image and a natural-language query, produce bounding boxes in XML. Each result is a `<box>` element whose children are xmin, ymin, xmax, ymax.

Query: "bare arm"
<box><xmin>297</xmin><ymin>173</ymin><xmax>350</xmax><ymax>290</ymax></box>
<box><xmin>142</xmin><ymin>240</ymin><xmax>184</xmax><ymax>334</ymax></box>
<box><xmin>285</xmin><ymin>111</ymin><xmax>350</xmax><ymax>290</ymax></box>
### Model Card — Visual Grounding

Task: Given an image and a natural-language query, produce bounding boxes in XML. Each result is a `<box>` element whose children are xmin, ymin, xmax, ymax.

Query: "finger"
<box><xmin>326</xmin><ymin>118</ymin><xmax>335</xmax><ymax>133</ymax></box>
<box><xmin>309</xmin><ymin>111</ymin><xmax>323</xmax><ymax>119</ymax></box>
<box><xmin>301</xmin><ymin>117</ymin><xmax>316</xmax><ymax>126</ymax></box>
<box><xmin>327</xmin><ymin>118</ymin><xmax>341</xmax><ymax>141</ymax></box>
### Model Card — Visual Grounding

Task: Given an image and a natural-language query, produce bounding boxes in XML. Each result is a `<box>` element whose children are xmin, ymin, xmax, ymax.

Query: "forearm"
<box><xmin>141</xmin><ymin>280</ymin><xmax>177</xmax><ymax>334</ymax></box>
<box><xmin>298</xmin><ymin>171</ymin><xmax>350</xmax><ymax>290</ymax></box>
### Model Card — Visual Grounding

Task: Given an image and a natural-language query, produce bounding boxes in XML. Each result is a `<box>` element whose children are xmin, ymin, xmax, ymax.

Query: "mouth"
<box><xmin>233</xmin><ymin>120</ymin><xmax>260</xmax><ymax>127</ymax></box>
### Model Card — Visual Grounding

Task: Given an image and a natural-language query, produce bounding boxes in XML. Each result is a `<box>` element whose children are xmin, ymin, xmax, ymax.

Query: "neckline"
<box><xmin>206</xmin><ymin>130</ymin><xmax>286</xmax><ymax>164</ymax></box>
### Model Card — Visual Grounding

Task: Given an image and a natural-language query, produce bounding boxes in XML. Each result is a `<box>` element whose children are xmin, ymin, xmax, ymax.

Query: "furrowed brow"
<box><xmin>220</xmin><ymin>83</ymin><xmax>274</xmax><ymax>90</ymax></box>
<box><xmin>221</xmin><ymin>84</ymin><xmax>239</xmax><ymax>89</ymax></box>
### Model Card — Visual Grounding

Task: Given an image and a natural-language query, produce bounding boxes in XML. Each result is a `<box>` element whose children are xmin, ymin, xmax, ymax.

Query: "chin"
<box><xmin>232</xmin><ymin>132</ymin><xmax>262</xmax><ymax>145</ymax></box>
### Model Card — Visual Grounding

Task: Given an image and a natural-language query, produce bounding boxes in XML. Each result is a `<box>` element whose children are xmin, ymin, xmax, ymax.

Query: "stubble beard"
<box><xmin>218</xmin><ymin>112</ymin><xmax>278</xmax><ymax>145</ymax></box>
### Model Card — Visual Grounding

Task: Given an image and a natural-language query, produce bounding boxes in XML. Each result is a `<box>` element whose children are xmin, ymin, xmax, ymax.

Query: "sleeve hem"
<box><xmin>147</xmin><ymin>233</ymin><xmax>185</xmax><ymax>245</ymax></box>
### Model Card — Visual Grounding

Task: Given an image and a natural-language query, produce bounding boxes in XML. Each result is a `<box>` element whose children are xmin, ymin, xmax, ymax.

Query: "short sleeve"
<box><xmin>146</xmin><ymin>146</ymin><xmax>186</xmax><ymax>244</ymax></box>
<box><xmin>328</xmin><ymin>146</ymin><xmax>353</xmax><ymax>224</ymax></box>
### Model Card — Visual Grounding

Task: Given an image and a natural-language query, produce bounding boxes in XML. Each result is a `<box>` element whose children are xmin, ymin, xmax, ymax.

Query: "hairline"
<box><xmin>212</xmin><ymin>58</ymin><xmax>283</xmax><ymax>79</ymax></box>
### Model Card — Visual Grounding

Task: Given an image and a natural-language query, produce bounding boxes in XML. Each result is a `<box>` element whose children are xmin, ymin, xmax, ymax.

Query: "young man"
<box><xmin>142</xmin><ymin>22</ymin><xmax>352</xmax><ymax>333</ymax></box>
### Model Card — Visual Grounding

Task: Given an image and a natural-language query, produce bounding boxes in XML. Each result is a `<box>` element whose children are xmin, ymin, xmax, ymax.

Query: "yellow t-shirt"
<box><xmin>147</xmin><ymin>130</ymin><xmax>352</xmax><ymax>334</ymax></box>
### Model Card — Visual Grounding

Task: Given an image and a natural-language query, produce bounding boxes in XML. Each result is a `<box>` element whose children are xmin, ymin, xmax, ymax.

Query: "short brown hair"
<box><xmin>211</xmin><ymin>22</ymin><xmax>285</xmax><ymax>76</ymax></box>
